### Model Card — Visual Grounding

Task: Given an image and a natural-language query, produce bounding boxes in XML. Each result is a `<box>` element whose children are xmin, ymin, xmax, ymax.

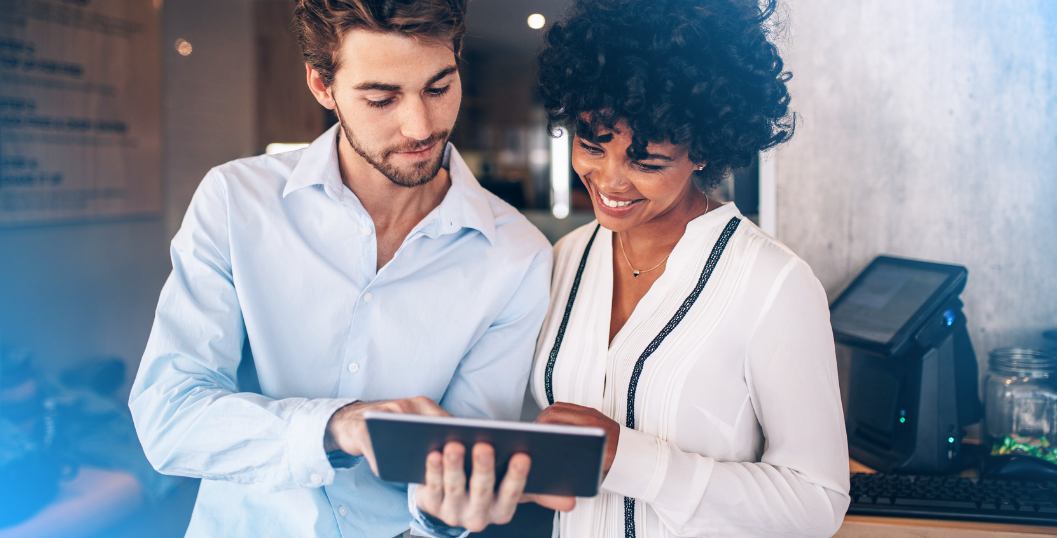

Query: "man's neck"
<box><xmin>336</xmin><ymin>135</ymin><xmax>451</xmax><ymax>233</ymax></box>
<box><xmin>335</xmin><ymin>132</ymin><xmax>452</xmax><ymax>271</ymax></box>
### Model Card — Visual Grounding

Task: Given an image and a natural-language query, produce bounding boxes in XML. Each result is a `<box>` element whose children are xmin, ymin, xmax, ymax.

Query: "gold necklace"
<box><xmin>619</xmin><ymin>197</ymin><xmax>711</xmax><ymax>278</ymax></box>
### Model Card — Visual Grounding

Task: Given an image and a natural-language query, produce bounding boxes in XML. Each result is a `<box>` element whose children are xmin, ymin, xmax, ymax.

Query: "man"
<box><xmin>129</xmin><ymin>0</ymin><xmax>554</xmax><ymax>536</ymax></box>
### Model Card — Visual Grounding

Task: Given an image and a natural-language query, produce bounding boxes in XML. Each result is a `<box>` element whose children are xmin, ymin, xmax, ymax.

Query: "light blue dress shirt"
<box><xmin>129</xmin><ymin>124</ymin><xmax>552</xmax><ymax>538</ymax></box>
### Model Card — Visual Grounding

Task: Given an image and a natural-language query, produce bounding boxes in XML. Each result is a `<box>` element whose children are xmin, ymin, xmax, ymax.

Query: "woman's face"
<box><xmin>572</xmin><ymin>122</ymin><xmax>702</xmax><ymax>233</ymax></box>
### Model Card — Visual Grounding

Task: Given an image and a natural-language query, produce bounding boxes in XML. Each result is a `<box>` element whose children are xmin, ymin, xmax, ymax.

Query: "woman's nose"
<box><xmin>591</xmin><ymin>157</ymin><xmax>627</xmax><ymax>191</ymax></box>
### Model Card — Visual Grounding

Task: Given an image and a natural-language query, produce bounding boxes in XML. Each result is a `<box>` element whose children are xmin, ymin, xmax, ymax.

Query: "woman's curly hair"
<box><xmin>537</xmin><ymin>0</ymin><xmax>793</xmax><ymax>190</ymax></box>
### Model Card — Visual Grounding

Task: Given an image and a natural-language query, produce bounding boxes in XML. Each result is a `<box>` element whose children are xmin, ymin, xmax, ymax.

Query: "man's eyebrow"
<box><xmin>351</xmin><ymin>66</ymin><xmax>458</xmax><ymax>93</ymax></box>
<box><xmin>353</xmin><ymin>81</ymin><xmax>401</xmax><ymax>91</ymax></box>
<box><xmin>425</xmin><ymin>66</ymin><xmax>458</xmax><ymax>87</ymax></box>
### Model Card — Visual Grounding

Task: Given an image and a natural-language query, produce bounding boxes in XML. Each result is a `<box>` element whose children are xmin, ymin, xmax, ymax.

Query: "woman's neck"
<box><xmin>619</xmin><ymin>186</ymin><xmax>712</xmax><ymax>258</ymax></box>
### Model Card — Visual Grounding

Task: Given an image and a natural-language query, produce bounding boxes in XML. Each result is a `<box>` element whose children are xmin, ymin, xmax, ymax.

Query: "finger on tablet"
<box><xmin>493</xmin><ymin>453</ymin><xmax>530</xmax><ymax>524</ymax></box>
<box><xmin>409</xmin><ymin>395</ymin><xmax>452</xmax><ymax>417</ymax></box>
<box><xmin>523</xmin><ymin>493</ymin><xmax>577</xmax><ymax>512</ymax></box>
<box><xmin>362</xmin><ymin>445</ymin><xmax>379</xmax><ymax>476</ymax></box>
<box><xmin>464</xmin><ymin>443</ymin><xmax>496</xmax><ymax>532</ymax></box>
<box><xmin>440</xmin><ymin>441</ymin><xmax>468</xmax><ymax>523</ymax></box>
<box><xmin>356</xmin><ymin>420</ymin><xmax>380</xmax><ymax>475</ymax></box>
<box><xmin>418</xmin><ymin>450</ymin><xmax>445</xmax><ymax>512</ymax></box>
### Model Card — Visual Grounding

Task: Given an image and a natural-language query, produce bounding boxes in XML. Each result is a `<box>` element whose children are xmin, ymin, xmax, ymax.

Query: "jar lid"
<box><xmin>989</xmin><ymin>348</ymin><xmax>1057</xmax><ymax>373</ymax></box>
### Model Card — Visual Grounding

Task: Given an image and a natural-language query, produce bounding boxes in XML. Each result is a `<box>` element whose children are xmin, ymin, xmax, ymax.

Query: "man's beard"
<box><xmin>333</xmin><ymin>103</ymin><xmax>450</xmax><ymax>188</ymax></box>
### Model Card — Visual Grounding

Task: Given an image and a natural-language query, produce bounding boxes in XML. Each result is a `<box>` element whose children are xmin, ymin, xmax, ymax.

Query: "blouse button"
<box><xmin>363</xmin><ymin>293</ymin><xmax>373</xmax><ymax>303</ymax></box>
<box><xmin>348</xmin><ymin>363</ymin><xmax>359</xmax><ymax>373</ymax></box>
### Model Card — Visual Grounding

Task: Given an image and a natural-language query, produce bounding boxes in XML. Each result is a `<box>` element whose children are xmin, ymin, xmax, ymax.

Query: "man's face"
<box><xmin>325</xmin><ymin>31</ymin><xmax>461</xmax><ymax>187</ymax></box>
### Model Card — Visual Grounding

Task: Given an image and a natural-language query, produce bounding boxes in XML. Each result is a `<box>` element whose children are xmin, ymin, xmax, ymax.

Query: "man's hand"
<box><xmin>324</xmin><ymin>396</ymin><xmax>449</xmax><ymax>474</ymax></box>
<box><xmin>535</xmin><ymin>402</ymin><xmax>620</xmax><ymax>477</ymax></box>
<box><xmin>329</xmin><ymin>398</ymin><xmax>576</xmax><ymax>532</ymax></box>
<box><xmin>414</xmin><ymin>441</ymin><xmax>531</xmax><ymax>532</ymax></box>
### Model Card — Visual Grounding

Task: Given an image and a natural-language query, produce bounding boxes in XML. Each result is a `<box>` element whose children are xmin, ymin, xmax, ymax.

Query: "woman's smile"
<box><xmin>574</xmin><ymin>127</ymin><xmax>706</xmax><ymax>234</ymax></box>
<box><xmin>594</xmin><ymin>186</ymin><xmax>645</xmax><ymax>216</ymax></box>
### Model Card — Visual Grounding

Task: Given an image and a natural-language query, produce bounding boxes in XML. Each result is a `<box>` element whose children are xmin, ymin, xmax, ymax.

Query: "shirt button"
<box><xmin>363</xmin><ymin>293</ymin><xmax>373</xmax><ymax>303</ymax></box>
<box><xmin>361</xmin><ymin>226</ymin><xmax>371</xmax><ymax>236</ymax></box>
<box><xmin>338</xmin><ymin>506</ymin><xmax>348</xmax><ymax>517</ymax></box>
<box><xmin>311</xmin><ymin>474</ymin><xmax>322</xmax><ymax>484</ymax></box>
<box><xmin>347</xmin><ymin>362</ymin><xmax>359</xmax><ymax>373</ymax></box>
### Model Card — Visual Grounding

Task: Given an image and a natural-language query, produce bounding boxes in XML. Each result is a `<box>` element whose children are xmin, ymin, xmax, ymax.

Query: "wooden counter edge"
<box><xmin>840</xmin><ymin>514</ymin><xmax>1057</xmax><ymax>536</ymax></box>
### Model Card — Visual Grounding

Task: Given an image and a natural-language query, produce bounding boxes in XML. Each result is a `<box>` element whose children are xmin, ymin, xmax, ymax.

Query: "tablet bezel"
<box><xmin>364</xmin><ymin>411</ymin><xmax>607</xmax><ymax>497</ymax></box>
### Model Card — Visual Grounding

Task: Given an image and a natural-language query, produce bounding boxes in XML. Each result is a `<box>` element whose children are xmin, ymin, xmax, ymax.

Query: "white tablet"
<box><xmin>364</xmin><ymin>412</ymin><xmax>607</xmax><ymax>496</ymax></box>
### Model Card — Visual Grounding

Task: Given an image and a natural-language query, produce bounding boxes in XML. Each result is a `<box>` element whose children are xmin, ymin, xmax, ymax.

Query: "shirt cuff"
<box><xmin>599</xmin><ymin>426</ymin><xmax>669</xmax><ymax>503</ymax></box>
<box><xmin>407</xmin><ymin>483</ymin><xmax>470</xmax><ymax>538</ymax></box>
<box><xmin>327</xmin><ymin>450</ymin><xmax>364</xmax><ymax>469</ymax></box>
<box><xmin>287</xmin><ymin>397</ymin><xmax>358</xmax><ymax>488</ymax></box>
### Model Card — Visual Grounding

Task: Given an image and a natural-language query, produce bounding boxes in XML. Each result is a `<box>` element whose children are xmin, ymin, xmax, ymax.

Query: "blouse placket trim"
<box><xmin>546</xmin><ymin>216</ymin><xmax>741</xmax><ymax>538</ymax></box>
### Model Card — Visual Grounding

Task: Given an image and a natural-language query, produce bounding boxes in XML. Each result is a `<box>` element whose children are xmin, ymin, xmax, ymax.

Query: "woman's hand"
<box><xmin>535</xmin><ymin>402</ymin><xmax>621</xmax><ymax>477</ymax></box>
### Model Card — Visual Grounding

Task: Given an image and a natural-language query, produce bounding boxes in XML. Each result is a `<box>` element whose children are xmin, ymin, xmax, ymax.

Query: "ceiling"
<box><xmin>463</xmin><ymin>0</ymin><xmax>570</xmax><ymax>55</ymax></box>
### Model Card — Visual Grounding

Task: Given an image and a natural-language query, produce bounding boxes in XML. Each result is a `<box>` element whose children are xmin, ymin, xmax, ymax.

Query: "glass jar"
<box><xmin>984</xmin><ymin>348</ymin><xmax>1057</xmax><ymax>464</ymax></box>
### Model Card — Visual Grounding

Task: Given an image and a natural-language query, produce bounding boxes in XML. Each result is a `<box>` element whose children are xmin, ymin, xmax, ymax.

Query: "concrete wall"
<box><xmin>777</xmin><ymin>1</ymin><xmax>1057</xmax><ymax>398</ymax></box>
<box><xmin>0</xmin><ymin>0</ymin><xmax>255</xmax><ymax>396</ymax></box>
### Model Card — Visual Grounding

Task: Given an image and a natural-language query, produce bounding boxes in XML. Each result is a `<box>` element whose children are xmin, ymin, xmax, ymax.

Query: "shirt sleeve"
<box><xmin>599</xmin><ymin>258</ymin><xmax>850</xmax><ymax>537</ymax></box>
<box><xmin>438</xmin><ymin>243</ymin><xmax>552</xmax><ymax>420</ymax></box>
<box><xmin>407</xmin><ymin>237</ymin><xmax>553</xmax><ymax>537</ymax></box>
<box><xmin>128</xmin><ymin>171</ymin><xmax>356</xmax><ymax>493</ymax></box>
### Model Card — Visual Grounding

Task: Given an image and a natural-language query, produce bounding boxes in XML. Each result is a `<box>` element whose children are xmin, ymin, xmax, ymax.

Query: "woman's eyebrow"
<box><xmin>639</xmin><ymin>152</ymin><xmax>673</xmax><ymax>161</ymax></box>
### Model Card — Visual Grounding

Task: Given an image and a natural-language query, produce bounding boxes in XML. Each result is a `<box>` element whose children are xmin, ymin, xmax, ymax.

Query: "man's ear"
<box><xmin>306</xmin><ymin>64</ymin><xmax>335</xmax><ymax>110</ymax></box>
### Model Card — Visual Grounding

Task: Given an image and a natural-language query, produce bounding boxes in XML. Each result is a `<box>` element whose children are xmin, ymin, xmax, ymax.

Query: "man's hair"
<box><xmin>537</xmin><ymin>0</ymin><xmax>794</xmax><ymax>190</ymax></box>
<box><xmin>294</xmin><ymin>0</ymin><xmax>468</xmax><ymax>87</ymax></box>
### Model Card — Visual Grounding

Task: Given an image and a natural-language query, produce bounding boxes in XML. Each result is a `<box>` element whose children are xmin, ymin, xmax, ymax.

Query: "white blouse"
<box><xmin>530</xmin><ymin>204</ymin><xmax>850</xmax><ymax>538</ymax></box>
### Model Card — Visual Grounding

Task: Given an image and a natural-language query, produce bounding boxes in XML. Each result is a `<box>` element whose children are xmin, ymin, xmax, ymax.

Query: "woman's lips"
<box><xmin>594</xmin><ymin>189</ymin><xmax>642</xmax><ymax>216</ymax></box>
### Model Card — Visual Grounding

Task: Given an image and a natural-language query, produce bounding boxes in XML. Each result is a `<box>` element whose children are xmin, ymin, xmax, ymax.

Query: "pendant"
<box><xmin>633</xmin><ymin>271</ymin><xmax>640</xmax><ymax>277</ymax></box>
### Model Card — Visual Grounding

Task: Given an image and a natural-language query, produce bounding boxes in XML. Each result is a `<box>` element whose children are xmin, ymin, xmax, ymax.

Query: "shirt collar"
<box><xmin>283</xmin><ymin>123</ymin><xmax>342</xmax><ymax>198</ymax></box>
<box><xmin>282</xmin><ymin>123</ymin><xmax>496</xmax><ymax>245</ymax></box>
<box><xmin>685</xmin><ymin>201</ymin><xmax>741</xmax><ymax>232</ymax></box>
<box><xmin>437</xmin><ymin>145</ymin><xmax>497</xmax><ymax>245</ymax></box>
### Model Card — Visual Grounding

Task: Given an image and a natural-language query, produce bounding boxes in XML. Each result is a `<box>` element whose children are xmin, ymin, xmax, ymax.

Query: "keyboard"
<box><xmin>849</xmin><ymin>472</ymin><xmax>1057</xmax><ymax>526</ymax></box>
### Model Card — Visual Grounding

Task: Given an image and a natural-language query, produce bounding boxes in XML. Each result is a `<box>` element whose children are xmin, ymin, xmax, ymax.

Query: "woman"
<box><xmin>530</xmin><ymin>0</ymin><xmax>850</xmax><ymax>536</ymax></box>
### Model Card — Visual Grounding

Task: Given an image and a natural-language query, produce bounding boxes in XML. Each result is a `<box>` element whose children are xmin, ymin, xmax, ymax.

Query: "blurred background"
<box><xmin>0</xmin><ymin>0</ymin><xmax>1055</xmax><ymax>537</ymax></box>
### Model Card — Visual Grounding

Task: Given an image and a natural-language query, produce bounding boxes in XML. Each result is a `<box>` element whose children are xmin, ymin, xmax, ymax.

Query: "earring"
<box><xmin>696</xmin><ymin>165</ymin><xmax>705</xmax><ymax>170</ymax></box>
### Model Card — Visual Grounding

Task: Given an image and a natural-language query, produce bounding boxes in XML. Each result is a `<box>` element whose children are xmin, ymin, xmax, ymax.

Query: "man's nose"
<box><xmin>400</xmin><ymin>95</ymin><xmax>434</xmax><ymax>141</ymax></box>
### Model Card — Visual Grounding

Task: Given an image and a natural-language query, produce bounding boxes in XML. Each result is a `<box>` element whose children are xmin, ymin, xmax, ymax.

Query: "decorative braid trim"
<box><xmin>623</xmin><ymin>216</ymin><xmax>740</xmax><ymax>538</ymax></box>
<box><xmin>624</xmin><ymin>496</ymin><xmax>637</xmax><ymax>538</ymax></box>
<box><xmin>538</xmin><ymin>217</ymin><xmax>741</xmax><ymax>538</ymax></box>
<box><xmin>545</xmin><ymin>225</ymin><xmax>601</xmax><ymax>405</ymax></box>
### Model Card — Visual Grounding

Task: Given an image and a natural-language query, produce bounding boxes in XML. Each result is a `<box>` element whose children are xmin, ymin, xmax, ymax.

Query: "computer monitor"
<box><xmin>831</xmin><ymin>257</ymin><xmax>968</xmax><ymax>357</ymax></box>
<box><xmin>833</xmin><ymin>256</ymin><xmax>982</xmax><ymax>474</ymax></box>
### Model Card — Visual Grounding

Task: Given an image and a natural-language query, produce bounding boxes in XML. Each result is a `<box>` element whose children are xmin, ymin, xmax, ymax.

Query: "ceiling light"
<box><xmin>175</xmin><ymin>38</ymin><xmax>192</xmax><ymax>56</ymax></box>
<box><xmin>527</xmin><ymin>14</ymin><xmax>546</xmax><ymax>30</ymax></box>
